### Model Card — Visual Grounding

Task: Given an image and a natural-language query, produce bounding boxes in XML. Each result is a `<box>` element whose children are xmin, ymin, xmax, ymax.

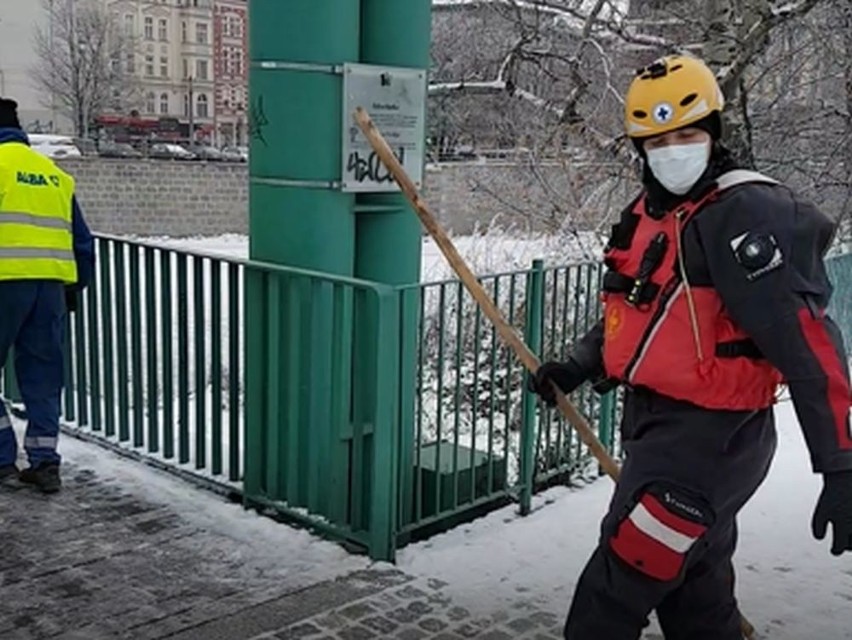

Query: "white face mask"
<box><xmin>645</xmin><ymin>142</ymin><xmax>710</xmax><ymax>195</ymax></box>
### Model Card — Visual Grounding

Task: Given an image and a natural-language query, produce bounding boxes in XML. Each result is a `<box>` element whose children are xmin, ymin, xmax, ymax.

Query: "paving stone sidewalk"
<box><xmin>0</xmin><ymin>439</ymin><xmax>570</xmax><ymax>640</ymax></box>
<box><xmin>246</xmin><ymin>576</ymin><xmax>565</xmax><ymax>640</ymax></box>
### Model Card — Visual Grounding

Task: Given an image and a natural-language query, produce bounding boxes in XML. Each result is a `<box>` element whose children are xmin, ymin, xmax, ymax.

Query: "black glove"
<box><xmin>65</xmin><ymin>288</ymin><xmax>79</xmax><ymax>313</ymax></box>
<box><xmin>527</xmin><ymin>359</ymin><xmax>586</xmax><ymax>407</ymax></box>
<box><xmin>811</xmin><ymin>470</ymin><xmax>852</xmax><ymax>556</ymax></box>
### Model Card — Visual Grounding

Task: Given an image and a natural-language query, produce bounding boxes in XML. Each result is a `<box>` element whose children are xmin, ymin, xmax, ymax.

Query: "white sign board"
<box><xmin>342</xmin><ymin>63</ymin><xmax>426</xmax><ymax>193</ymax></box>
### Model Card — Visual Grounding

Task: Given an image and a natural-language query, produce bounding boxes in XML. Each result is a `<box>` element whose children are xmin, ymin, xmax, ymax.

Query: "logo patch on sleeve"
<box><xmin>729</xmin><ymin>232</ymin><xmax>783</xmax><ymax>281</ymax></box>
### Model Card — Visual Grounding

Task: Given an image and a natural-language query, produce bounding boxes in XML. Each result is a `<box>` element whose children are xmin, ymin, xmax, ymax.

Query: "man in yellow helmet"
<box><xmin>528</xmin><ymin>55</ymin><xmax>852</xmax><ymax>638</ymax></box>
<box><xmin>0</xmin><ymin>98</ymin><xmax>94</xmax><ymax>494</ymax></box>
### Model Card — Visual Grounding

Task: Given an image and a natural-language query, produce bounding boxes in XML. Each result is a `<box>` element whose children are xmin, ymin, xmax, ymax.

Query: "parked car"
<box><xmin>98</xmin><ymin>141</ymin><xmax>143</xmax><ymax>159</ymax></box>
<box><xmin>28</xmin><ymin>134</ymin><xmax>83</xmax><ymax>159</ymax></box>
<box><xmin>149</xmin><ymin>143</ymin><xmax>195</xmax><ymax>161</ymax></box>
<box><xmin>220</xmin><ymin>146</ymin><xmax>247</xmax><ymax>162</ymax></box>
<box><xmin>189</xmin><ymin>145</ymin><xmax>224</xmax><ymax>161</ymax></box>
<box><xmin>73</xmin><ymin>138</ymin><xmax>99</xmax><ymax>156</ymax></box>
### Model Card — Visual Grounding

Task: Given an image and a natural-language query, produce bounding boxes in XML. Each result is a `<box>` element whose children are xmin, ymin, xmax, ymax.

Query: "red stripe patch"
<box><xmin>797</xmin><ymin>309</ymin><xmax>852</xmax><ymax>449</ymax></box>
<box><xmin>641</xmin><ymin>494</ymin><xmax>708</xmax><ymax>538</ymax></box>
<box><xmin>610</xmin><ymin>518</ymin><xmax>685</xmax><ymax>582</ymax></box>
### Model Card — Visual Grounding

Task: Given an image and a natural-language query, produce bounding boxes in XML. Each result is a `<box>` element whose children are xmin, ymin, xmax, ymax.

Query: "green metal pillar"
<box><xmin>248</xmin><ymin>2</ymin><xmax>358</xmax><ymax>272</ymax></box>
<box><xmin>246</xmin><ymin>1</ymin><xmax>359</xmax><ymax>505</ymax></box>
<box><xmin>357</xmin><ymin>0</ymin><xmax>432</xmax><ymax>532</ymax></box>
<box><xmin>520</xmin><ymin>260</ymin><xmax>544</xmax><ymax>516</ymax></box>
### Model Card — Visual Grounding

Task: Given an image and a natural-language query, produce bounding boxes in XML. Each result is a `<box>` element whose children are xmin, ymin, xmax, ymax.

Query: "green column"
<box><xmin>356</xmin><ymin>1</ymin><xmax>430</xmax><ymax>284</ymax></box>
<box><xmin>248</xmin><ymin>1</ymin><xmax>358</xmax><ymax>273</ymax></box>
<box><xmin>358</xmin><ymin>0</ymin><xmax>432</xmax><ymax>531</ymax></box>
<box><xmin>357</xmin><ymin>0</ymin><xmax>430</xmax><ymax>282</ymax></box>
<box><xmin>246</xmin><ymin>2</ymin><xmax>359</xmax><ymax>505</ymax></box>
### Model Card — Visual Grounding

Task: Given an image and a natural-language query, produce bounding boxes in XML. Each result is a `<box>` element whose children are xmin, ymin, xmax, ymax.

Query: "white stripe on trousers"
<box><xmin>629</xmin><ymin>502</ymin><xmax>697</xmax><ymax>554</ymax></box>
<box><xmin>25</xmin><ymin>436</ymin><xmax>58</xmax><ymax>449</ymax></box>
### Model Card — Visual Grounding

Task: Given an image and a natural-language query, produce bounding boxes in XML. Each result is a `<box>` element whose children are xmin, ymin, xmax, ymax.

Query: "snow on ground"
<box><xmin>143</xmin><ymin>233</ymin><xmax>250</xmax><ymax>261</ymax></box>
<box><xmin>140</xmin><ymin>231</ymin><xmax>605</xmax><ymax>282</ymax></box>
<box><xmin>396</xmin><ymin>400</ymin><xmax>852</xmax><ymax>640</ymax></box>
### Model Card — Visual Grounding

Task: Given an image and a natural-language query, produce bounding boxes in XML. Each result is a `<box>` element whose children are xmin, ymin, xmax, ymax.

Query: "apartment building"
<box><xmin>100</xmin><ymin>0</ymin><xmax>215</xmax><ymax>142</ymax></box>
<box><xmin>213</xmin><ymin>0</ymin><xmax>248</xmax><ymax>147</ymax></box>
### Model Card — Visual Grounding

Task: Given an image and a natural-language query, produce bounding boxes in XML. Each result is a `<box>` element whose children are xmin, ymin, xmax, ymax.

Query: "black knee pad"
<box><xmin>608</xmin><ymin>483</ymin><xmax>715</xmax><ymax>581</ymax></box>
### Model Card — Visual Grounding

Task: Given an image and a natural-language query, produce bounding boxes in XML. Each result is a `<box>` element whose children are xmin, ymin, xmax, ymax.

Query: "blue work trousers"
<box><xmin>0</xmin><ymin>281</ymin><xmax>65</xmax><ymax>468</ymax></box>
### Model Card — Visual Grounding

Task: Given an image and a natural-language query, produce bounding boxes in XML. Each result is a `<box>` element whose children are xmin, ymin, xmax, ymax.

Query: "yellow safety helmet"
<box><xmin>624</xmin><ymin>54</ymin><xmax>724</xmax><ymax>139</ymax></box>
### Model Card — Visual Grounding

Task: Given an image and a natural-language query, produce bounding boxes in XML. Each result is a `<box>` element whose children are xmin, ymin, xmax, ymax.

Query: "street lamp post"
<box><xmin>187</xmin><ymin>75</ymin><xmax>194</xmax><ymax>145</ymax></box>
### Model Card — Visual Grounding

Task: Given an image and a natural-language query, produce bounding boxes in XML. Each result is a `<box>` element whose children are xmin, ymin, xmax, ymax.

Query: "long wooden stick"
<box><xmin>353</xmin><ymin>107</ymin><xmax>620</xmax><ymax>480</ymax></box>
<box><xmin>353</xmin><ymin>106</ymin><xmax>756</xmax><ymax>640</ymax></box>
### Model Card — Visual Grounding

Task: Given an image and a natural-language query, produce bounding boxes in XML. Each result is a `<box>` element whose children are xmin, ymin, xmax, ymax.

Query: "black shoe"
<box><xmin>0</xmin><ymin>464</ymin><xmax>19</xmax><ymax>487</ymax></box>
<box><xmin>19</xmin><ymin>463</ymin><xmax>61</xmax><ymax>494</ymax></box>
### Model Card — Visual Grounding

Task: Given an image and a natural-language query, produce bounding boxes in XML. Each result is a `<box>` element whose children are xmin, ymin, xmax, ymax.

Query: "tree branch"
<box><xmin>716</xmin><ymin>0</ymin><xmax>822</xmax><ymax>96</ymax></box>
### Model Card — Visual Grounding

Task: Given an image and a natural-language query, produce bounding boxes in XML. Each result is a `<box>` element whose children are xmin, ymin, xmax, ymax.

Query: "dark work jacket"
<box><xmin>570</xmin><ymin>159</ymin><xmax>852</xmax><ymax>474</ymax></box>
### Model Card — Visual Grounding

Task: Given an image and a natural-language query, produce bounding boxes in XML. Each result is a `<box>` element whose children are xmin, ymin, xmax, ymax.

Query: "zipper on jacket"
<box><xmin>623</xmin><ymin>276</ymin><xmax>682</xmax><ymax>382</ymax></box>
<box><xmin>621</xmin><ymin>205</ymin><xmax>703</xmax><ymax>383</ymax></box>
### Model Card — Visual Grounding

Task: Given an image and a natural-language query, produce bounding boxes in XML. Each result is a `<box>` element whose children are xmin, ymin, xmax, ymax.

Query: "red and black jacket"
<box><xmin>572</xmin><ymin>171</ymin><xmax>852</xmax><ymax>473</ymax></box>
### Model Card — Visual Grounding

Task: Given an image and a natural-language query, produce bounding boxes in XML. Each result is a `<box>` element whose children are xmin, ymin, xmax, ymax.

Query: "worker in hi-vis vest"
<box><xmin>0</xmin><ymin>98</ymin><xmax>94</xmax><ymax>494</ymax></box>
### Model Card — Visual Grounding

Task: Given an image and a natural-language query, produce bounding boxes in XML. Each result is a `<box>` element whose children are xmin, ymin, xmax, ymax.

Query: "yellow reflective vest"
<box><xmin>0</xmin><ymin>141</ymin><xmax>77</xmax><ymax>283</ymax></box>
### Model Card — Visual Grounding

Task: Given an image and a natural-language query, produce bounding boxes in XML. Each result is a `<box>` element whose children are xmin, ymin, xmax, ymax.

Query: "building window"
<box><xmin>158</xmin><ymin>18</ymin><xmax>168</xmax><ymax>41</ymax></box>
<box><xmin>225</xmin><ymin>15</ymin><xmax>241</xmax><ymax>38</ymax></box>
<box><xmin>196</xmin><ymin>22</ymin><xmax>208</xmax><ymax>45</ymax></box>
<box><xmin>196</xmin><ymin>59</ymin><xmax>208</xmax><ymax>80</ymax></box>
<box><xmin>160</xmin><ymin>56</ymin><xmax>169</xmax><ymax>77</ymax></box>
<box><xmin>126</xmin><ymin>53</ymin><xmax>135</xmax><ymax>74</ymax></box>
<box><xmin>146</xmin><ymin>92</ymin><xmax>156</xmax><ymax>114</ymax></box>
<box><xmin>181</xmin><ymin>21</ymin><xmax>188</xmax><ymax>43</ymax></box>
<box><xmin>234</xmin><ymin>49</ymin><xmax>243</xmax><ymax>76</ymax></box>
<box><xmin>182</xmin><ymin>59</ymin><xmax>189</xmax><ymax>79</ymax></box>
<box><xmin>145</xmin><ymin>55</ymin><xmax>154</xmax><ymax>77</ymax></box>
<box><xmin>144</xmin><ymin>17</ymin><xmax>154</xmax><ymax>40</ymax></box>
<box><xmin>160</xmin><ymin>93</ymin><xmax>169</xmax><ymax>115</ymax></box>
<box><xmin>124</xmin><ymin>14</ymin><xmax>134</xmax><ymax>36</ymax></box>
<box><xmin>196</xmin><ymin>94</ymin><xmax>208</xmax><ymax>118</ymax></box>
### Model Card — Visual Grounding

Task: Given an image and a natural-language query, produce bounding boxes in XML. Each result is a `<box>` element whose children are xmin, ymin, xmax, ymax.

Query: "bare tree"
<box><xmin>702</xmin><ymin>0</ymin><xmax>823</xmax><ymax>167</ymax></box>
<box><xmin>32</xmin><ymin>0</ymin><xmax>138</xmax><ymax>138</ymax></box>
<box><xmin>429</xmin><ymin>0</ymin><xmax>848</xmax><ymax>235</ymax></box>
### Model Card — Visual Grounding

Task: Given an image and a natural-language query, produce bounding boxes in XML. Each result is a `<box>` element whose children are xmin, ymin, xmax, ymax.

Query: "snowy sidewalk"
<box><xmin>2</xmin><ymin>401</ymin><xmax>850</xmax><ymax>639</ymax></box>
<box><xmin>0</xmin><ymin>423</ymin><xmax>566</xmax><ymax>640</ymax></box>
<box><xmin>397</xmin><ymin>401</ymin><xmax>852</xmax><ymax>640</ymax></box>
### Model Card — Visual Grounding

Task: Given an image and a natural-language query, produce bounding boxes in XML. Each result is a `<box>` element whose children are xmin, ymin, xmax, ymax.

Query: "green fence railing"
<box><xmin>241</xmin><ymin>258</ymin><xmax>403</xmax><ymax>560</ymax></box>
<box><xmin>60</xmin><ymin>236</ymin><xmax>244</xmax><ymax>485</ymax></box>
<box><xmin>397</xmin><ymin>259</ymin><xmax>619</xmax><ymax>539</ymax></box>
<box><xmin>827</xmin><ymin>252</ymin><xmax>852</xmax><ymax>349</ymax></box>
<box><xmin>49</xmin><ymin>234</ymin><xmax>403</xmax><ymax>559</ymax></box>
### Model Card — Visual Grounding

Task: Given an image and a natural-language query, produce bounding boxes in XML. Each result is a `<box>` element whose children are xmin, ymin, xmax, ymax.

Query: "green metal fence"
<box><xmin>241</xmin><ymin>257</ymin><xmax>402</xmax><ymax>560</ymax></box>
<box><xmin>398</xmin><ymin>259</ymin><xmax>619</xmax><ymax>539</ymax></box>
<box><xmin>60</xmin><ymin>235</ymin><xmax>245</xmax><ymax>487</ymax></box>
<box><xmin>5</xmin><ymin>239</ymin><xmax>848</xmax><ymax>560</ymax></box>
<box><xmin>42</xmin><ymin>234</ymin><xmax>403</xmax><ymax>559</ymax></box>
<box><xmin>826</xmin><ymin>252</ymin><xmax>852</xmax><ymax>349</ymax></box>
